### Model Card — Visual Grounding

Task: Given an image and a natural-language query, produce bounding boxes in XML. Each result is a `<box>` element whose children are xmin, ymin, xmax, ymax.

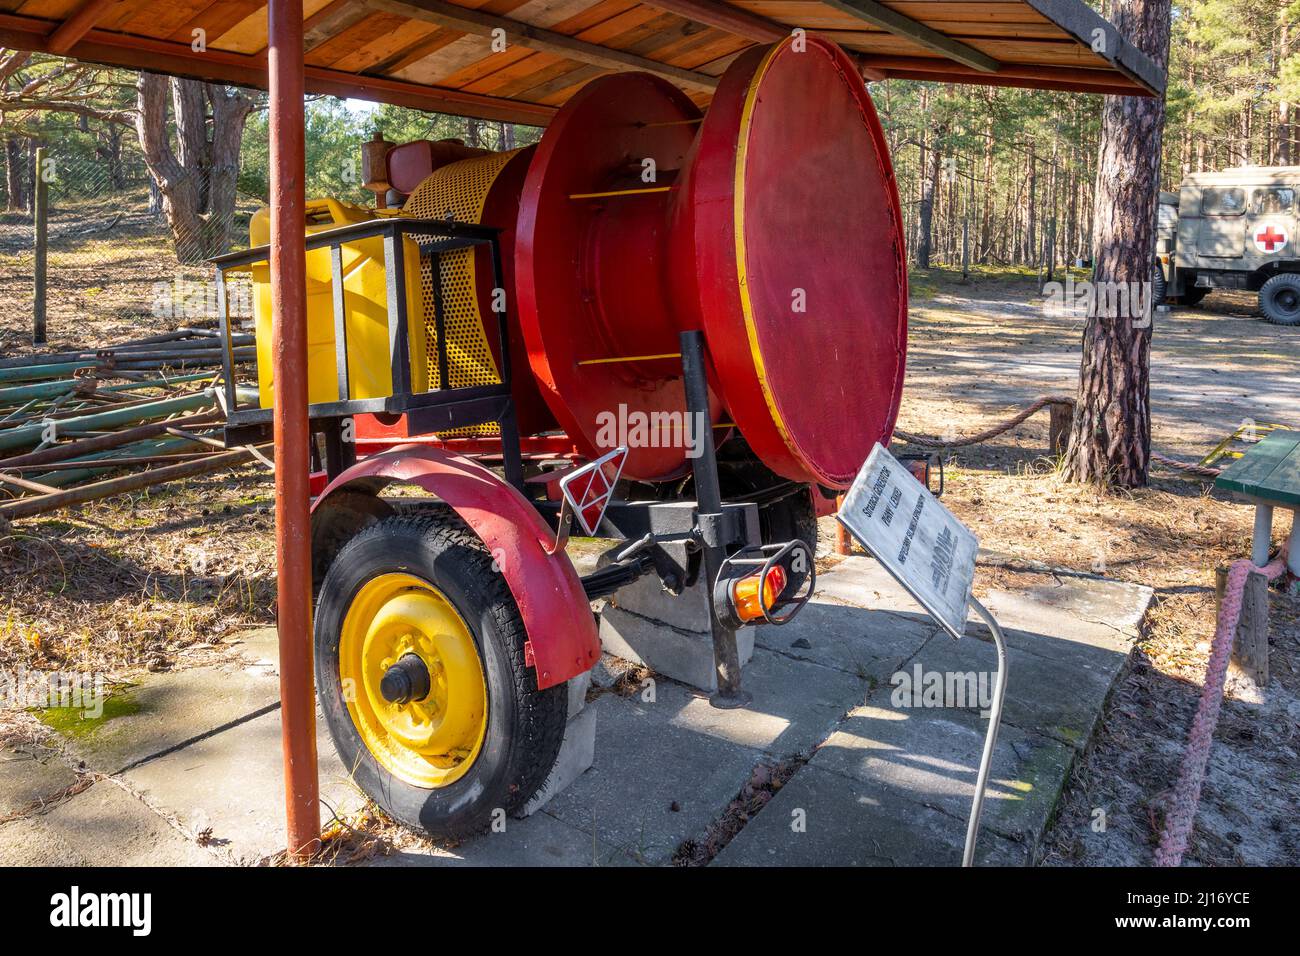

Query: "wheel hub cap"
<box><xmin>338</xmin><ymin>573</ymin><xmax>488</xmax><ymax>789</ymax></box>
<box><xmin>380</xmin><ymin>653</ymin><xmax>432</xmax><ymax>706</ymax></box>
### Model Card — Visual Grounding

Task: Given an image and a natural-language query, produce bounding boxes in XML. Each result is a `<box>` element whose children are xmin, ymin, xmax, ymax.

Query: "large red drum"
<box><xmin>514</xmin><ymin>35</ymin><xmax>907</xmax><ymax>488</ymax></box>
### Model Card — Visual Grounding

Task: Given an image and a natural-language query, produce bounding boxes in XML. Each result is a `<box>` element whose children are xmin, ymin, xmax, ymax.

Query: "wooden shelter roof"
<box><xmin>0</xmin><ymin>0</ymin><xmax>1165</xmax><ymax>125</ymax></box>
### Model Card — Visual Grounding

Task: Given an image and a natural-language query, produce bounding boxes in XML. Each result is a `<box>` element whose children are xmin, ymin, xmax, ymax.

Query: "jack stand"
<box><xmin>962</xmin><ymin>596</ymin><xmax>1010</xmax><ymax>867</ymax></box>
<box><xmin>681</xmin><ymin>330</ymin><xmax>752</xmax><ymax>710</ymax></box>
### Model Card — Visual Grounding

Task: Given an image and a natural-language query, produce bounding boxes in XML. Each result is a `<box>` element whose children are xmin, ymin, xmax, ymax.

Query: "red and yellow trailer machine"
<box><xmin>0</xmin><ymin>0</ymin><xmax>1163</xmax><ymax>853</ymax></box>
<box><xmin>215</xmin><ymin>35</ymin><xmax>906</xmax><ymax>836</ymax></box>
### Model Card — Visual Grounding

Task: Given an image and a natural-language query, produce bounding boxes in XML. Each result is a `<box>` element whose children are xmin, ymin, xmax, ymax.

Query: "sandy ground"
<box><xmin>897</xmin><ymin>268</ymin><xmax>1299</xmax><ymax>866</ymax></box>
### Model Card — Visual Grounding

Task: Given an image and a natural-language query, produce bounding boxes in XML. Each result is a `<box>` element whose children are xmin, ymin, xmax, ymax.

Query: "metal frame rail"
<box><xmin>210</xmin><ymin>217</ymin><xmax>524</xmax><ymax>490</ymax></box>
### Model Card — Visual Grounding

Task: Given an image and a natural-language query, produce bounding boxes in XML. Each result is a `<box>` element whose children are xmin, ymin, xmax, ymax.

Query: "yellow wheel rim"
<box><xmin>338</xmin><ymin>572</ymin><xmax>488</xmax><ymax>789</ymax></box>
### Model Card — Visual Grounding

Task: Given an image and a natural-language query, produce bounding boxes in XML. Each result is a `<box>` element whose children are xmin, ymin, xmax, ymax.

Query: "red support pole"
<box><xmin>835</xmin><ymin>494</ymin><xmax>853</xmax><ymax>556</ymax></box>
<box><xmin>268</xmin><ymin>0</ymin><xmax>320</xmax><ymax>861</ymax></box>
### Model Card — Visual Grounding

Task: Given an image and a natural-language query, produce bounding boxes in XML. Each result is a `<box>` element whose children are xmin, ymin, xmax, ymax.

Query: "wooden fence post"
<box><xmin>33</xmin><ymin>145</ymin><xmax>48</xmax><ymax>345</ymax></box>
<box><xmin>1049</xmin><ymin>401</ymin><xmax>1073</xmax><ymax>455</ymax></box>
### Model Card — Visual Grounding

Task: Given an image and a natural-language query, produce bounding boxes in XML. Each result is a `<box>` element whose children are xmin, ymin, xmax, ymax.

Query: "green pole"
<box><xmin>0</xmin><ymin>388</ymin><xmax>218</xmax><ymax>452</ymax></box>
<box><xmin>0</xmin><ymin>372</ymin><xmax>215</xmax><ymax>408</ymax></box>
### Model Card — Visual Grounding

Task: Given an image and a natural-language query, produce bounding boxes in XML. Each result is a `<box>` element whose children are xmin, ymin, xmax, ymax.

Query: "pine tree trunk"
<box><xmin>135</xmin><ymin>73</ymin><xmax>251</xmax><ymax>263</ymax></box>
<box><xmin>204</xmin><ymin>85</ymin><xmax>252</xmax><ymax>257</ymax></box>
<box><xmin>1061</xmin><ymin>0</ymin><xmax>1171</xmax><ymax>488</ymax></box>
<box><xmin>980</xmin><ymin>110</ymin><xmax>993</xmax><ymax>262</ymax></box>
<box><xmin>917</xmin><ymin>128</ymin><xmax>942</xmax><ymax>269</ymax></box>
<box><xmin>4</xmin><ymin>137</ymin><xmax>23</xmax><ymax>211</ymax></box>
<box><xmin>1026</xmin><ymin>148</ymin><xmax>1037</xmax><ymax>268</ymax></box>
<box><xmin>1279</xmin><ymin>19</ymin><xmax>1292</xmax><ymax>166</ymax></box>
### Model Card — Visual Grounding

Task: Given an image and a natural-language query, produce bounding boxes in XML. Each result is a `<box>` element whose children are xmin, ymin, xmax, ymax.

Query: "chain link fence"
<box><xmin>0</xmin><ymin>152</ymin><xmax>258</xmax><ymax>354</ymax></box>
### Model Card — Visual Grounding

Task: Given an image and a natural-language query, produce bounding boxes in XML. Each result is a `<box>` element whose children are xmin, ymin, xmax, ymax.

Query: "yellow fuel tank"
<box><xmin>248</xmin><ymin>198</ymin><xmax>425</xmax><ymax>408</ymax></box>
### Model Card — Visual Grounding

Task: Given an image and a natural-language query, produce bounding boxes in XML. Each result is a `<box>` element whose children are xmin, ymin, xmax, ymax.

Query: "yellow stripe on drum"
<box><xmin>732</xmin><ymin>39</ymin><xmax>797</xmax><ymax>457</ymax></box>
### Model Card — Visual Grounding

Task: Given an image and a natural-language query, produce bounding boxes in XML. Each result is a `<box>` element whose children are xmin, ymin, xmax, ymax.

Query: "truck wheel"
<box><xmin>1152</xmin><ymin>262</ymin><xmax>1166</xmax><ymax>305</ymax></box>
<box><xmin>1181</xmin><ymin>286</ymin><xmax>1208</xmax><ymax>307</ymax></box>
<box><xmin>1260</xmin><ymin>274</ymin><xmax>1300</xmax><ymax>325</ymax></box>
<box><xmin>314</xmin><ymin>511</ymin><xmax>567</xmax><ymax>839</ymax></box>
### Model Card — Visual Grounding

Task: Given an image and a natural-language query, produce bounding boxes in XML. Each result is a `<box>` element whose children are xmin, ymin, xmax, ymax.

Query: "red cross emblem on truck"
<box><xmin>1254</xmin><ymin>224</ymin><xmax>1288</xmax><ymax>253</ymax></box>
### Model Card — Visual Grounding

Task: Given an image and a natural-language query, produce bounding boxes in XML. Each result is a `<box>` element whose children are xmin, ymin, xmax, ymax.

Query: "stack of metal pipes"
<box><xmin>0</xmin><ymin>328</ymin><xmax>265</xmax><ymax>521</ymax></box>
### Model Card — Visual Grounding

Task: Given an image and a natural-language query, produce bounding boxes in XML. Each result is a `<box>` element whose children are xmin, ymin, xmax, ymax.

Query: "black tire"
<box><xmin>1152</xmin><ymin>262</ymin><xmax>1166</xmax><ymax>305</ymax></box>
<box><xmin>1260</xmin><ymin>273</ymin><xmax>1300</xmax><ymax>326</ymax></box>
<box><xmin>756</xmin><ymin>485</ymin><xmax>819</xmax><ymax>550</ymax></box>
<box><xmin>314</xmin><ymin>511</ymin><xmax>567</xmax><ymax>839</ymax></box>
<box><xmin>1181</xmin><ymin>286</ymin><xmax>1209</xmax><ymax>307</ymax></box>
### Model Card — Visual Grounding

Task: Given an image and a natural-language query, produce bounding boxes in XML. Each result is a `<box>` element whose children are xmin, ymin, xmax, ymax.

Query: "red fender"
<box><xmin>311</xmin><ymin>446</ymin><xmax>599</xmax><ymax>690</ymax></box>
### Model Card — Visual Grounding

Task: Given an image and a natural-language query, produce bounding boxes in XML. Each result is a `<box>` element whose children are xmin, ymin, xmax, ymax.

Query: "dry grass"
<box><xmin>0</xmin><ymin>467</ymin><xmax>277</xmax><ymax>682</ymax></box>
<box><xmin>0</xmin><ymin>197</ymin><xmax>271</xmax><ymax>686</ymax></box>
<box><xmin>0</xmin><ymin>189</ymin><xmax>256</xmax><ymax>360</ymax></box>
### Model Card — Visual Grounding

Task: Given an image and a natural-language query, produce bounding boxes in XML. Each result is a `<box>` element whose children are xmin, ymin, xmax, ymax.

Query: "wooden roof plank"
<box><xmin>119</xmin><ymin>0</ymin><xmax>216</xmax><ymax>41</ymax></box>
<box><xmin>167</xmin><ymin>0</ymin><xmax>265</xmax><ymax>44</ymax></box>
<box><xmin>0</xmin><ymin>0</ymin><xmax>1165</xmax><ymax>107</ymax></box>
<box><xmin>642</xmin><ymin>0</ymin><xmax>785</xmax><ymax>42</ymax></box>
<box><xmin>0</xmin><ymin>11</ymin><xmax>559</xmax><ymax>121</ymax></box>
<box><xmin>819</xmin><ymin>0</ymin><xmax>998</xmax><ymax>71</ymax></box>
<box><xmin>307</xmin><ymin>9</ymin><xmax>409</xmax><ymax>66</ymax></box>
<box><xmin>303</xmin><ymin>0</ymin><xmax>371</xmax><ymax>51</ymax></box>
<box><xmin>1020</xmin><ymin>0</ymin><xmax>1164</xmax><ymax>94</ymax></box>
<box><xmin>369</xmin><ymin>0</ymin><xmax>718</xmax><ymax>90</ymax></box>
<box><xmin>367</xmin><ymin>24</ymin><xmax>461</xmax><ymax>71</ymax></box>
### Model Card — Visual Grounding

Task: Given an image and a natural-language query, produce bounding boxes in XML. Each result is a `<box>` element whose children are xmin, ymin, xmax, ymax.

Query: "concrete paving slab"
<box><xmin>637</xmin><ymin>648</ymin><xmax>873</xmax><ymax>758</ymax></box>
<box><xmin>982</xmin><ymin>577</ymin><xmax>1152</xmax><ymax>647</ymax></box>
<box><xmin>0</xmin><ymin>780</ymin><xmax>215</xmax><ymax>866</ymax></box>
<box><xmin>810</xmin><ymin>700</ymin><xmax>1074</xmax><ymax>845</ymax></box>
<box><xmin>9</xmin><ymin>562</ymin><xmax>1146</xmax><ymax>868</ymax></box>
<box><xmin>368</xmin><ymin>810</ymin><xmax>638</xmax><ymax>867</ymax></box>
<box><xmin>906</xmin><ymin>630</ymin><xmax>1116</xmax><ymax>750</ymax></box>
<box><xmin>0</xmin><ymin>748</ymin><xmax>77</xmax><ymax>819</ymax></box>
<box><xmin>227</xmin><ymin>626</ymin><xmax>281</xmax><ymax>670</ymax></box>
<box><xmin>542</xmin><ymin>691</ymin><xmax>765</xmax><ymax>865</ymax></box>
<box><xmin>41</xmin><ymin>666</ymin><xmax>280</xmax><ymax>775</ymax></box>
<box><xmin>120</xmin><ymin>706</ymin><xmax>367</xmax><ymax>864</ymax></box>
<box><xmin>813</xmin><ymin>556</ymin><xmax>928</xmax><ymax>613</ymax></box>
<box><xmin>712</xmin><ymin>764</ymin><xmax>1027</xmax><ymax>867</ymax></box>
<box><xmin>757</xmin><ymin>597</ymin><xmax>936</xmax><ymax>680</ymax></box>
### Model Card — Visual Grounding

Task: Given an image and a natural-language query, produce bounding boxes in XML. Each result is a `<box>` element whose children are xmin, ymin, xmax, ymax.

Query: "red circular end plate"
<box><xmin>680</xmin><ymin>37</ymin><xmax>908</xmax><ymax>488</ymax></box>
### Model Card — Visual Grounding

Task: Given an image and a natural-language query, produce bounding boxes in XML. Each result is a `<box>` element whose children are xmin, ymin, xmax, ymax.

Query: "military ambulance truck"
<box><xmin>1156</xmin><ymin>167</ymin><xmax>1299</xmax><ymax>325</ymax></box>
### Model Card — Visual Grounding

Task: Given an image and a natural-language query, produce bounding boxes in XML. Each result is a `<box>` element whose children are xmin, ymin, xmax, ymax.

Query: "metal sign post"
<box><xmin>837</xmin><ymin>442</ymin><xmax>1009</xmax><ymax>867</ymax></box>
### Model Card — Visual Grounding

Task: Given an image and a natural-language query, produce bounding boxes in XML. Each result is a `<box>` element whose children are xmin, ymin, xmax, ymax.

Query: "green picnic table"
<box><xmin>1215</xmin><ymin>429</ymin><xmax>1300</xmax><ymax>577</ymax></box>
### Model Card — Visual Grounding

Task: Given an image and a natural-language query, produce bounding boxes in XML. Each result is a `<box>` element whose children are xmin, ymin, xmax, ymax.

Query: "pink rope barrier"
<box><xmin>1154</xmin><ymin>555</ymin><xmax>1286</xmax><ymax>866</ymax></box>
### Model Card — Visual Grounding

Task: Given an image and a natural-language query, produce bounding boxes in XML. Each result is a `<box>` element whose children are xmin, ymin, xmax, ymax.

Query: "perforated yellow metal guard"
<box><xmin>403</xmin><ymin>151</ymin><xmax>520</xmax><ymax>435</ymax></box>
